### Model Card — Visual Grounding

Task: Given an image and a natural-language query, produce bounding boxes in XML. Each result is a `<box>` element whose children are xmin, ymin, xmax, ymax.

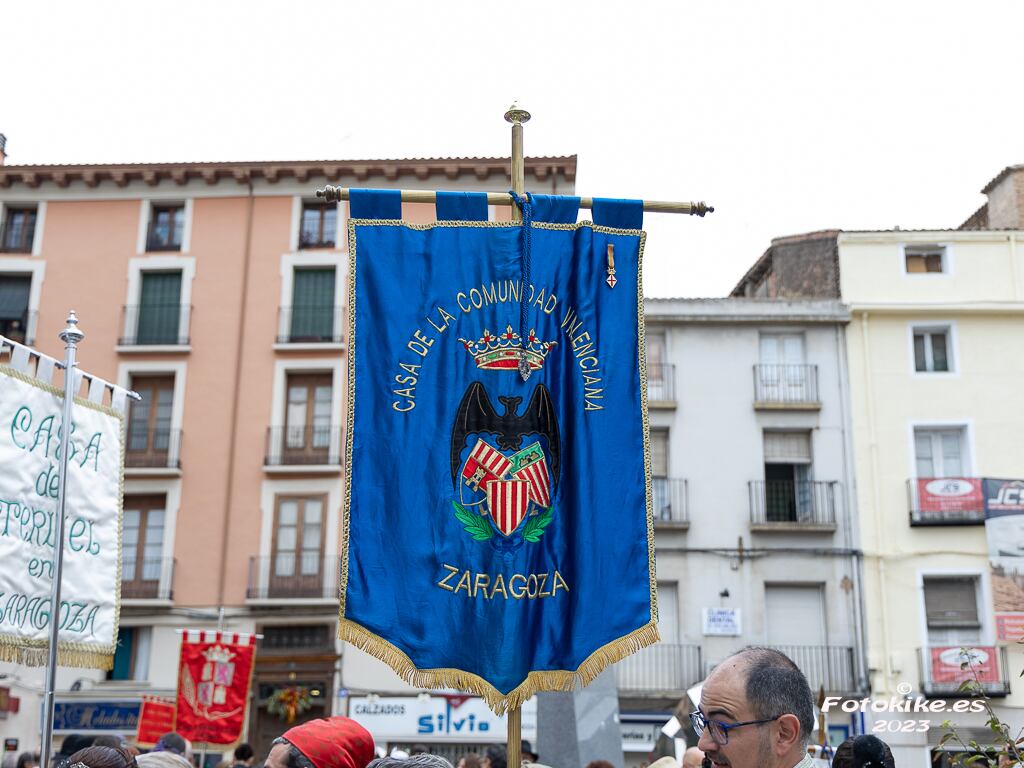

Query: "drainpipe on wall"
<box><xmin>216</xmin><ymin>176</ymin><xmax>257</xmax><ymax>608</ymax></box>
<box><xmin>835</xmin><ymin>321</ymin><xmax>870</xmax><ymax>694</ymax></box>
<box><xmin>859</xmin><ymin>311</ymin><xmax>894</xmax><ymax>694</ymax></box>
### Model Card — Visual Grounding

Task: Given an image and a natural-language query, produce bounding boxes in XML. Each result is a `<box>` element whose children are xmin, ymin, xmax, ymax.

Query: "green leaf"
<box><xmin>522</xmin><ymin>507</ymin><xmax>554</xmax><ymax>542</ymax></box>
<box><xmin>452</xmin><ymin>501</ymin><xmax>494</xmax><ymax>541</ymax></box>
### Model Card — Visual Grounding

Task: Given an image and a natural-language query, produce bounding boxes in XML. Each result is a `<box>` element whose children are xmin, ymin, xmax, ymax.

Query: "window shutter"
<box><xmin>924</xmin><ymin>577</ymin><xmax>979</xmax><ymax>627</ymax></box>
<box><xmin>764</xmin><ymin>431</ymin><xmax>811</xmax><ymax>463</ymax></box>
<box><xmin>137</xmin><ymin>271</ymin><xmax>182</xmax><ymax>343</ymax></box>
<box><xmin>650</xmin><ymin>429</ymin><xmax>669</xmax><ymax>477</ymax></box>
<box><xmin>291</xmin><ymin>268</ymin><xmax>336</xmax><ymax>339</ymax></box>
<box><xmin>0</xmin><ymin>275</ymin><xmax>31</xmax><ymax>320</ymax></box>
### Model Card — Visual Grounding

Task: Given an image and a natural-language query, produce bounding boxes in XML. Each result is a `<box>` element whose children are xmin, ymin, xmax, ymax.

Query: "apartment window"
<box><xmin>300</xmin><ymin>202</ymin><xmax>337</xmax><ymax>249</ymax></box>
<box><xmin>284</xmin><ymin>373</ymin><xmax>332</xmax><ymax>461</ymax></box>
<box><xmin>915</xmin><ymin>427</ymin><xmax>966</xmax><ymax>478</ymax></box>
<box><xmin>126</xmin><ymin>375</ymin><xmax>175</xmax><ymax>466</ymax></box>
<box><xmin>913</xmin><ymin>326</ymin><xmax>952</xmax><ymax>372</ymax></box>
<box><xmin>272</xmin><ymin>496</ymin><xmax>325</xmax><ymax>593</ymax></box>
<box><xmin>905</xmin><ymin>245</ymin><xmax>946</xmax><ymax>274</ymax></box>
<box><xmin>763</xmin><ymin>430</ymin><xmax>812</xmax><ymax>522</ymax></box>
<box><xmin>288</xmin><ymin>267</ymin><xmax>336</xmax><ymax>342</ymax></box>
<box><xmin>107</xmin><ymin>626</ymin><xmax>152</xmax><ymax>681</ymax></box>
<box><xmin>656</xmin><ymin>582</ymin><xmax>679</xmax><ymax>643</ymax></box>
<box><xmin>650</xmin><ymin>428</ymin><xmax>669</xmax><ymax>478</ymax></box>
<box><xmin>122</xmin><ymin>495</ymin><xmax>166</xmax><ymax>597</ymax></box>
<box><xmin>136</xmin><ymin>270</ymin><xmax>183</xmax><ymax>344</ymax></box>
<box><xmin>146</xmin><ymin>204</ymin><xmax>185</xmax><ymax>251</ymax></box>
<box><xmin>0</xmin><ymin>274</ymin><xmax>31</xmax><ymax>343</ymax></box>
<box><xmin>924</xmin><ymin>576</ymin><xmax>981</xmax><ymax>646</ymax></box>
<box><xmin>1</xmin><ymin>206</ymin><xmax>37</xmax><ymax>253</ymax></box>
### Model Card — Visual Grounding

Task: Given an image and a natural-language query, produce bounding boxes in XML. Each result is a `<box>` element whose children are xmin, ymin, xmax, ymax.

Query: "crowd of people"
<box><xmin>4</xmin><ymin>648</ymin><xmax>918</xmax><ymax>768</ymax></box>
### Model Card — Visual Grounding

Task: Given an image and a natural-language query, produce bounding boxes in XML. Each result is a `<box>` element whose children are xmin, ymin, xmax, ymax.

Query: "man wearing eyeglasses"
<box><xmin>689</xmin><ymin>647</ymin><xmax>815</xmax><ymax>768</ymax></box>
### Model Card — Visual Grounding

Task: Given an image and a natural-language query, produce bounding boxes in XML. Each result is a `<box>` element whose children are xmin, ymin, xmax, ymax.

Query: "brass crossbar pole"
<box><xmin>316</xmin><ymin>185</ymin><xmax>714</xmax><ymax>217</ymax></box>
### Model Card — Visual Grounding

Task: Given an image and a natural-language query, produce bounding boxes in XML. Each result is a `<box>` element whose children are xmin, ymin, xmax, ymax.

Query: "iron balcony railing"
<box><xmin>918</xmin><ymin>646</ymin><xmax>1010</xmax><ymax>698</ymax></box>
<box><xmin>265</xmin><ymin>426</ymin><xmax>344</xmax><ymax>466</ymax></box>
<box><xmin>615</xmin><ymin>643</ymin><xmax>702</xmax><ymax>693</ymax></box>
<box><xmin>119</xmin><ymin>304</ymin><xmax>191</xmax><ymax>346</ymax></box>
<box><xmin>646</xmin><ymin>363</ymin><xmax>676</xmax><ymax>402</ymax></box>
<box><xmin>0</xmin><ymin>310</ymin><xmax>37</xmax><ymax>346</ymax></box>
<box><xmin>277</xmin><ymin>305</ymin><xmax>344</xmax><ymax>344</ymax></box>
<box><xmin>247</xmin><ymin>555</ymin><xmax>340</xmax><ymax>600</ymax></box>
<box><xmin>125</xmin><ymin>428</ymin><xmax>182</xmax><ymax>469</ymax></box>
<box><xmin>907</xmin><ymin>478</ymin><xmax>986</xmax><ymax>526</ymax></box>
<box><xmin>652</xmin><ymin>477</ymin><xmax>688</xmax><ymax>523</ymax></box>
<box><xmin>753</xmin><ymin>364</ymin><xmax>819</xmax><ymax>405</ymax></box>
<box><xmin>121</xmin><ymin>557</ymin><xmax>175</xmax><ymax>600</ymax></box>
<box><xmin>749</xmin><ymin>480</ymin><xmax>838</xmax><ymax>526</ymax></box>
<box><xmin>768</xmin><ymin>645</ymin><xmax>856</xmax><ymax>693</ymax></box>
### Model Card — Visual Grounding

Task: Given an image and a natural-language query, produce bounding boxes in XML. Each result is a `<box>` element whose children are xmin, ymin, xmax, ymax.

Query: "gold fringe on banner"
<box><xmin>339</xmin><ymin>618</ymin><xmax>659</xmax><ymax>715</ymax></box>
<box><xmin>0</xmin><ymin>642</ymin><xmax>112</xmax><ymax>671</ymax></box>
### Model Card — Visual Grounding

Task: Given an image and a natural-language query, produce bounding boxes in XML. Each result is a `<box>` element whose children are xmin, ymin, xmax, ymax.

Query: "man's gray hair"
<box><xmin>727</xmin><ymin>646</ymin><xmax>815</xmax><ymax>746</ymax></box>
<box><xmin>367</xmin><ymin>756</ymin><xmax>454</xmax><ymax>768</ymax></box>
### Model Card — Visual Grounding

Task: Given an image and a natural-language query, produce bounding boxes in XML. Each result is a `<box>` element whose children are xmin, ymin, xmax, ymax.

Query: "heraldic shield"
<box><xmin>341</xmin><ymin>191</ymin><xmax>658</xmax><ymax>713</ymax></box>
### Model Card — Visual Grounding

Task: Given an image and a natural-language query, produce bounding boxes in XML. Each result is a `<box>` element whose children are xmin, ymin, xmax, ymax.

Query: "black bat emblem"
<box><xmin>450</xmin><ymin>381</ymin><xmax>561</xmax><ymax>488</ymax></box>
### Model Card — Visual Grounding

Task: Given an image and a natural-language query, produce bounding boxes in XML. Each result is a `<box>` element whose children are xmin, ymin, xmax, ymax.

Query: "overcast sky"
<box><xmin>3</xmin><ymin>1</ymin><xmax>1022</xmax><ymax>297</ymax></box>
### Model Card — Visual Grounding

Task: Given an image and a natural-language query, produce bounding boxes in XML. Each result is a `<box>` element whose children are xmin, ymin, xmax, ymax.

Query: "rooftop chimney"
<box><xmin>0</xmin><ymin>134</ymin><xmax>6</xmax><ymax>166</ymax></box>
<box><xmin>982</xmin><ymin>165</ymin><xmax>1024</xmax><ymax>229</ymax></box>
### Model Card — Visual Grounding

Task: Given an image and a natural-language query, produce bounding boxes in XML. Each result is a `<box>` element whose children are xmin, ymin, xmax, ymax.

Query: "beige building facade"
<box><xmin>0</xmin><ymin>146</ymin><xmax>575</xmax><ymax>757</ymax></box>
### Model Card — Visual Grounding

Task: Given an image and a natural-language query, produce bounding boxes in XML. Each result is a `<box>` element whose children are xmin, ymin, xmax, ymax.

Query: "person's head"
<box><xmin>456</xmin><ymin>754</ymin><xmax>480</xmax><ymax>768</ymax></box>
<box><xmin>265</xmin><ymin>717</ymin><xmax>375</xmax><ymax>768</ymax></box>
<box><xmin>831</xmin><ymin>736</ymin><xmax>894</xmax><ymax>768</ymax></box>
<box><xmin>234</xmin><ymin>746</ymin><xmax>255</xmax><ymax>766</ymax></box>
<box><xmin>153</xmin><ymin>735</ymin><xmax>187</xmax><ymax>758</ymax></box>
<box><xmin>694</xmin><ymin>646</ymin><xmax>814</xmax><ymax>768</ymax></box>
<box><xmin>65</xmin><ymin>746</ymin><xmax>137</xmax><ymax>768</ymax></box>
<box><xmin>584</xmin><ymin>762</ymin><xmax>614</xmax><ymax>768</ymax></box>
<box><xmin>17</xmin><ymin>752</ymin><xmax>41</xmax><ymax>768</ymax></box>
<box><xmin>60</xmin><ymin>738</ymin><xmax>96</xmax><ymax>759</ymax></box>
<box><xmin>682</xmin><ymin>748</ymin><xmax>705</xmax><ymax>768</ymax></box>
<box><xmin>481</xmin><ymin>747</ymin><xmax>505</xmax><ymax>768</ymax></box>
<box><xmin>410</xmin><ymin>747</ymin><xmax>429</xmax><ymax>757</ymax></box>
<box><xmin>91</xmin><ymin>739</ymin><xmax>124</xmax><ymax>752</ymax></box>
<box><xmin>367</xmin><ymin>757</ymin><xmax>453</xmax><ymax>768</ymax></box>
<box><xmin>519</xmin><ymin>743</ymin><xmax>537</xmax><ymax>765</ymax></box>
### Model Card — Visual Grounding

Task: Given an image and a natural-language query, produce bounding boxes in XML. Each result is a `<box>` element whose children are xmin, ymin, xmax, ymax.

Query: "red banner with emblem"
<box><xmin>175</xmin><ymin>631</ymin><xmax>256</xmax><ymax>744</ymax></box>
<box><xmin>137</xmin><ymin>695</ymin><xmax>177</xmax><ymax>746</ymax></box>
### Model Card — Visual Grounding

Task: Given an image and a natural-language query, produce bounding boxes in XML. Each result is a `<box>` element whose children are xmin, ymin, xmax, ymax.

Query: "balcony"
<box><xmin>768</xmin><ymin>645</ymin><xmax>856</xmax><ymax>693</ymax></box>
<box><xmin>749</xmin><ymin>480</ymin><xmax>838</xmax><ymax>531</ymax></box>
<box><xmin>264</xmin><ymin>426</ymin><xmax>343</xmax><ymax>469</ymax></box>
<box><xmin>121</xmin><ymin>557</ymin><xmax>174</xmax><ymax>601</ymax></box>
<box><xmin>276</xmin><ymin>305</ymin><xmax>344</xmax><ymax>345</ymax></box>
<box><xmin>646</xmin><ymin>363</ymin><xmax>676</xmax><ymax>406</ymax></box>
<box><xmin>908</xmin><ymin>478</ymin><xmax>986</xmax><ymax>526</ymax></box>
<box><xmin>918</xmin><ymin>646</ymin><xmax>1010</xmax><ymax>698</ymax></box>
<box><xmin>652</xmin><ymin>477</ymin><xmax>688</xmax><ymax>526</ymax></box>
<box><xmin>125</xmin><ymin>429</ymin><xmax>182</xmax><ymax>472</ymax></box>
<box><xmin>119</xmin><ymin>304</ymin><xmax>191</xmax><ymax>347</ymax></box>
<box><xmin>247</xmin><ymin>555</ymin><xmax>340</xmax><ymax>601</ymax></box>
<box><xmin>753</xmin><ymin>364</ymin><xmax>820</xmax><ymax>409</ymax></box>
<box><xmin>0</xmin><ymin>311</ymin><xmax>37</xmax><ymax>346</ymax></box>
<box><xmin>615</xmin><ymin>643</ymin><xmax>702</xmax><ymax>694</ymax></box>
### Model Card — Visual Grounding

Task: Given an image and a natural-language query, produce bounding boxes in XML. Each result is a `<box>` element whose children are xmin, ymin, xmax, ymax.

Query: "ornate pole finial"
<box><xmin>504</xmin><ymin>104</ymin><xmax>531</xmax><ymax>126</ymax></box>
<box><xmin>59</xmin><ymin>310</ymin><xmax>85</xmax><ymax>345</ymax></box>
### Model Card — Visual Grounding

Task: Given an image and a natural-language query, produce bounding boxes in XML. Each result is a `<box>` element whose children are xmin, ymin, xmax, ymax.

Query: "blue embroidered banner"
<box><xmin>341</xmin><ymin>206</ymin><xmax>656</xmax><ymax>712</ymax></box>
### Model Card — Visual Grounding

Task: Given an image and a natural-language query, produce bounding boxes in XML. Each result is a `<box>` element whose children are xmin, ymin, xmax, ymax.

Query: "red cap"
<box><xmin>283</xmin><ymin>716</ymin><xmax>375</xmax><ymax>768</ymax></box>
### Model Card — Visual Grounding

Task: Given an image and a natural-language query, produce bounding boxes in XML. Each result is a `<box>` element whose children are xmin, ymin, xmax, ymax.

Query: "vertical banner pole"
<box><xmin>507</xmin><ymin>705</ymin><xmax>522</xmax><ymax>767</ymax></box>
<box><xmin>39</xmin><ymin>311</ymin><xmax>86</xmax><ymax>768</ymax></box>
<box><xmin>505</xmin><ymin>104</ymin><xmax>531</xmax><ymax>223</ymax></box>
<box><xmin>503</xmin><ymin>104</ymin><xmax>529</xmax><ymax>763</ymax></box>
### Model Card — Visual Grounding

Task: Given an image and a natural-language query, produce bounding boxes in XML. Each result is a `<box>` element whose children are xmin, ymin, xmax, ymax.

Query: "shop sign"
<box><xmin>53</xmin><ymin>700</ymin><xmax>140</xmax><ymax>732</ymax></box>
<box><xmin>702</xmin><ymin>608</ymin><xmax>740</xmax><ymax>636</ymax></box>
<box><xmin>348</xmin><ymin>695</ymin><xmax>536</xmax><ymax>742</ymax></box>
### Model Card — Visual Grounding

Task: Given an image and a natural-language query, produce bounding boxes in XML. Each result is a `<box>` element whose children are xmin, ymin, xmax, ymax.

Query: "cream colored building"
<box><xmin>839</xmin><ymin>227</ymin><xmax>1024</xmax><ymax>767</ymax></box>
<box><xmin>732</xmin><ymin>166</ymin><xmax>1024</xmax><ymax>768</ymax></box>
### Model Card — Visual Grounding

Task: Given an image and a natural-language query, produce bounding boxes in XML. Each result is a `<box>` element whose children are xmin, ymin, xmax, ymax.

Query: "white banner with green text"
<box><xmin>0</xmin><ymin>365</ymin><xmax>123</xmax><ymax>669</ymax></box>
